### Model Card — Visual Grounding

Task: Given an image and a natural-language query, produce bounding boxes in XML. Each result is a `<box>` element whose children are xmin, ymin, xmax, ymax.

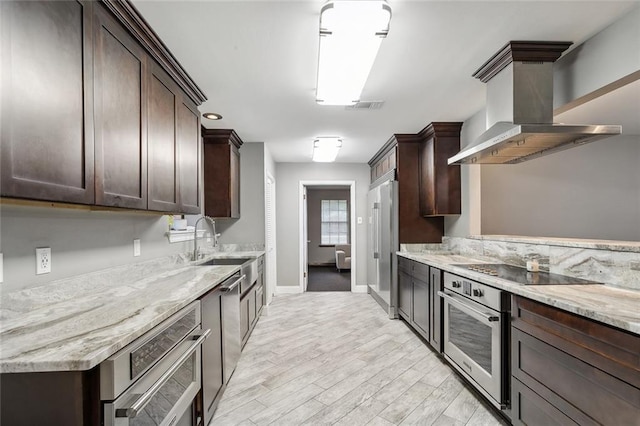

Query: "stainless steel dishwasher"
<box><xmin>201</xmin><ymin>272</ymin><xmax>243</xmax><ymax>426</ymax></box>
<box><xmin>221</xmin><ymin>273</ymin><xmax>243</xmax><ymax>383</ymax></box>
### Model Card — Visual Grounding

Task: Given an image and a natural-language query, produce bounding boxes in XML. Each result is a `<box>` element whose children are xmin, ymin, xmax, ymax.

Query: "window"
<box><xmin>321</xmin><ymin>199</ymin><xmax>349</xmax><ymax>244</ymax></box>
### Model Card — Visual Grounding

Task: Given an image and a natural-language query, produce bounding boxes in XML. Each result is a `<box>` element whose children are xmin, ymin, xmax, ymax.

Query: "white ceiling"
<box><xmin>132</xmin><ymin>0</ymin><xmax>639</xmax><ymax>163</ymax></box>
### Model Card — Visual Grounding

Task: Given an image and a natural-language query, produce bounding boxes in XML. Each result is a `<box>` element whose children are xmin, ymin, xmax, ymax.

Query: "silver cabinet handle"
<box><xmin>438</xmin><ymin>291</ymin><xmax>500</xmax><ymax>323</ymax></box>
<box><xmin>220</xmin><ymin>274</ymin><xmax>245</xmax><ymax>292</ymax></box>
<box><xmin>115</xmin><ymin>328</ymin><xmax>211</xmax><ymax>418</ymax></box>
<box><xmin>373</xmin><ymin>203</ymin><xmax>380</xmax><ymax>259</ymax></box>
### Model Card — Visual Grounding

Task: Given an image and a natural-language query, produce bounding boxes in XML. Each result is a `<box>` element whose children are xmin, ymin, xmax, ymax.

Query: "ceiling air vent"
<box><xmin>345</xmin><ymin>101</ymin><xmax>385</xmax><ymax>110</ymax></box>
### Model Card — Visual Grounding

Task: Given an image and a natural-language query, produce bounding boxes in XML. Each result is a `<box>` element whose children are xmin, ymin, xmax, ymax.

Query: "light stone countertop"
<box><xmin>398</xmin><ymin>251</ymin><xmax>640</xmax><ymax>335</ymax></box>
<box><xmin>0</xmin><ymin>251</ymin><xmax>264</xmax><ymax>373</ymax></box>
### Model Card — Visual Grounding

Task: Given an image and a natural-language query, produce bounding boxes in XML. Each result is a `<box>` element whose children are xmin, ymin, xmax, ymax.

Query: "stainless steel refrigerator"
<box><xmin>367</xmin><ymin>177</ymin><xmax>399</xmax><ymax>319</ymax></box>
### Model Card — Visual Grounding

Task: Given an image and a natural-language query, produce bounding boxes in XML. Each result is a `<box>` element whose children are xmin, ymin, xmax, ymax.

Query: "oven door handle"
<box><xmin>220</xmin><ymin>274</ymin><xmax>245</xmax><ymax>292</ymax></box>
<box><xmin>115</xmin><ymin>328</ymin><xmax>211</xmax><ymax>419</ymax></box>
<box><xmin>438</xmin><ymin>291</ymin><xmax>500</xmax><ymax>323</ymax></box>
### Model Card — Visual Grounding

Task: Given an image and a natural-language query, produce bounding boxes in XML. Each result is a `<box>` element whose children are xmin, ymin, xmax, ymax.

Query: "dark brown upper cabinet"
<box><xmin>0</xmin><ymin>1</ymin><xmax>95</xmax><ymax>205</ymax></box>
<box><xmin>369</xmin><ymin>135</ymin><xmax>444</xmax><ymax>243</ymax></box>
<box><xmin>418</xmin><ymin>122</ymin><xmax>463</xmax><ymax>216</ymax></box>
<box><xmin>147</xmin><ymin>62</ymin><xmax>202</xmax><ymax>214</ymax></box>
<box><xmin>1</xmin><ymin>1</ymin><xmax>206</xmax><ymax>214</ymax></box>
<box><xmin>202</xmin><ymin>129</ymin><xmax>243</xmax><ymax>219</ymax></box>
<box><xmin>176</xmin><ymin>99</ymin><xmax>201</xmax><ymax>214</ymax></box>
<box><xmin>94</xmin><ymin>4</ymin><xmax>147</xmax><ymax>209</ymax></box>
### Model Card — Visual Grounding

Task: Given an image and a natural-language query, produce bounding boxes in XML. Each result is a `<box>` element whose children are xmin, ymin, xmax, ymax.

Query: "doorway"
<box><xmin>265</xmin><ymin>173</ymin><xmax>277</xmax><ymax>305</ymax></box>
<box><xmin>299</xmin><ymin>181</ymin><xmax>356</xmax><ymax>292</ymax></box>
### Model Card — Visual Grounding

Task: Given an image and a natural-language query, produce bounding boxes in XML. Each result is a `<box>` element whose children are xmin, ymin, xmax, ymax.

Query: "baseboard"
<box><xmin>276</xmin><ymin>286</ymin><xmax>302</xmax><ymax>294</ymax></box>
<box><xmin>352</xmin><ymin>285</ymin><xmax>368</xmax><ymax>293</ymax></box>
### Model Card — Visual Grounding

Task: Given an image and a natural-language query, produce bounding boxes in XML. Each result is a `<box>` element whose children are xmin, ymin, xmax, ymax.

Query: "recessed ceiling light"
<box><xmin>203</xmin><ymin>112</ymin><xmax>223</xmax><ymax>120</ymax></box>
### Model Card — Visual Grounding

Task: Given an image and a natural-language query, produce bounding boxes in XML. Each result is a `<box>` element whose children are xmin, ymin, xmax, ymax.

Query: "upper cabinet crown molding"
<box><xmin>472</xmin><ymin>40</ymin><xmax>572</xmax><ymax>83</ymax></box>
<box><xmin>417</xmin><ymin>122</ymin><xmax>463</xmax><ymax>139</ymax></box>
<box><xmin>201</xmin><ymin>128</ymin><xmax>244</xmax><ymax>149</ymax></box>
<box><xmin>100</xmin><ymin>0</ymin><xmax>207</xmax><ymax>105</ymax></box>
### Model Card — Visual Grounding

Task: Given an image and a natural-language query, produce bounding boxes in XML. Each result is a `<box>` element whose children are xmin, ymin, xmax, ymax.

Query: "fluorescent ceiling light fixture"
<box><xmin>312</xmin><ymin>137</ymin><xmax>343</xmax><ymax>162</ymax></box>
<box><xmin>316</xmin><ymin>1</ymin><xmax>392</xmax><ymax>106</ymax></box>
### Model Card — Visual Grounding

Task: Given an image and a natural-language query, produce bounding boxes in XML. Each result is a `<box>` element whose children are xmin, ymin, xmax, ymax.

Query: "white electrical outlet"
<box><xmin>36</xmin><ymin>247</ymin><xmax>51</xmax><ymax>275</ymax></box>
<box><xmin>133</xmin><ymin>239</ymin><xmax>141</xmax><ymax>257</ymax></box>
<box><xmin>357</xmin><ymin>217</ymin><xmax>363</xmax><ymax>224</ymax></box>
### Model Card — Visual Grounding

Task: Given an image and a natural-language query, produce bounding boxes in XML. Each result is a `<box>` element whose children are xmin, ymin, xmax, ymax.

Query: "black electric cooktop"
<box><xmin>452</xmin><ymin>263</ymin><xmax>603</xmax><ymax>286</ymax></box>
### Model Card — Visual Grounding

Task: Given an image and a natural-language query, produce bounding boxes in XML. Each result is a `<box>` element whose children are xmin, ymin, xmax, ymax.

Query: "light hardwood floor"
<box><xmin>212</xmin><ymin>292</ymin><xmax>507</xmax><ymax>426</ymax></box>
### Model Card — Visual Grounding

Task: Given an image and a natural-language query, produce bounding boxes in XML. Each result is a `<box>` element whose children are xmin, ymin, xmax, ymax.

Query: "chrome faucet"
<box><xmin>193</xmin><ymin>216</ymin><xmax>220</xmax><ymax>261</ymax></box>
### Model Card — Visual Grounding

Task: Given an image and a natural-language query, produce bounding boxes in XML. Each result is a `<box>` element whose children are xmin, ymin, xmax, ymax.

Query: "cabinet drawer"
<box><xmin>512</xmin><ymin>327</ymin><xmax>639</xmax><ymax>425</ymax></box>
<box><xmin>410</xmin><ymin>261</ymin><xmax>429</xmax><ymax>281</ymax></box>
<box><xmin>512</xmin><ymin>378</ymin><xmax>581</xmax><ymax>426</ymax></box>
<box><xmin>512</xmin><ymin>296</ymin><xmax>640</xmax><ymax>388</ymax></box>
<box><xmin>398</xmin><ymin>257</ymin><xmax>412</xmax><ymax>273</ymax></box>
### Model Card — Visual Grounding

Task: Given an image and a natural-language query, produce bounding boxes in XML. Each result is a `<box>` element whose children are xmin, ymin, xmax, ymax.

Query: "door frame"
<box><xmin>265</xmin><ymin>172</ymin><xmax>277</xmax><ymax>305</ymax></box>
<box><xmin>298</xmin><ymin>180</ymin><xmax>356</xmax><ymax>293</ymax></box>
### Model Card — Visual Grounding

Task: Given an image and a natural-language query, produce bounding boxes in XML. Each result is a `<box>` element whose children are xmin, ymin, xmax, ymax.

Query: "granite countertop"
<box><xmin>398</xmin><ymin>251</ymin><xmax>640</xmax><ymax>335</ymax></box>
<box><xmin>0</xmin><ymin>251</ymin><xmax>265</xmax><ymax>373</ymax></box>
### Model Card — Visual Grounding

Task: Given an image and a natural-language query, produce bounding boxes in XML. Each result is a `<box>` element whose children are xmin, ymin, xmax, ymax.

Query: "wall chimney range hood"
<box><xmin>448</xmin><ymin>41</ymin><xmax>622</xmax><ymax>165</ymax></box>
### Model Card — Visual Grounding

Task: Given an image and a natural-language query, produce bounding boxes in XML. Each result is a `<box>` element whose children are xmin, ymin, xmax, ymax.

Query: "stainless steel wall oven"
<box><xmin>100</xmin><ymin>301</ymin><xmax>210</xmax><ymax>426</ymax></box>
<box><xmin>439</xmin><ymin>273</ymin><xmax>509</xmax><ymax>410</ymax></box>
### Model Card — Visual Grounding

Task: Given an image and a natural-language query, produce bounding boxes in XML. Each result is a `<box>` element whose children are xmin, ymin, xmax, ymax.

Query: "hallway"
<box><xmin>212</xmin><ymin>292</ymin><xmax>505</xmax><ymax>425</ymax></box>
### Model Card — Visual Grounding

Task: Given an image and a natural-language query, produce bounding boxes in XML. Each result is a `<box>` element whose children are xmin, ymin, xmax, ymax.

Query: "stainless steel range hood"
<box><xmin>449</xmin><ymin>41</ymin><xmax>622</xmax><ymax>165</ymax></box>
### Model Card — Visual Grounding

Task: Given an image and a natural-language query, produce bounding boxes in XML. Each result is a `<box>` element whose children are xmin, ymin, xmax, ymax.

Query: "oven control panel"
<box><xmin>444</xmin><ymin>273</ymin><xmax>503</xmax><ymax>311</ymax></box>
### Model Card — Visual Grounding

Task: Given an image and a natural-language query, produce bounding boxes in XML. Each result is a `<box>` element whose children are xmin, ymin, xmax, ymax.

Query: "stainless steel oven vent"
<box><xmin>448</xmin><ymin>41</ymin><xmax>622</xmax><ymax>165</ymax></box>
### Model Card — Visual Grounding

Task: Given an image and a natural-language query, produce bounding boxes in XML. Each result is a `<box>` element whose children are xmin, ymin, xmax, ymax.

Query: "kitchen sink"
<box><xmin>197</xmin><ymin>257</ymin><xmax>257</xmax><ymax>295</ymax></box>
<box><xmin>197</xmin><ymin>258</ymin><xmax>252</xmax><ymax>266</ymax></box>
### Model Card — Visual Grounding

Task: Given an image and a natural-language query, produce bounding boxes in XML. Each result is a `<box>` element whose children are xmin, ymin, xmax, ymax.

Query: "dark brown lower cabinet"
<box><xmin>201</xmin><ymin>287</ymin><xmax>224</xmax><ymax>426</ymax></box>
<box><xmin>511</xmin><ymin>296</ymin><xmax>640</xmax><ymax>426</ymax></box>
<box><xmin>412</xmin><ymin>277</ymin><xmax>430</xmax><ymax>339</ymax></box>
<box><xmin>428</xmin><ymin>267</ymin><xmax>442</xmax><ymax>352</ymax></box>
<box><xmin>398</xmin><ymin>257</ymin><xmax>443</xmax><ymax>348</ymax></box>
<box><xmin>0</xmin><ymin>369</ymin><xmax>100</xmax><ymax>426</ymax></box>
<box><xmin>398</xmin><ymin>268</ymin><xmax>412</xmax><ymax>321</ymax></box>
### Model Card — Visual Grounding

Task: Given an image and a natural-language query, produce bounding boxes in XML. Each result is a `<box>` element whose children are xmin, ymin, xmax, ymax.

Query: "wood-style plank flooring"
<box><xmin>212</xmin><ymin>292</ymin><xmax>506</xmax><ymax>426</ymax></box>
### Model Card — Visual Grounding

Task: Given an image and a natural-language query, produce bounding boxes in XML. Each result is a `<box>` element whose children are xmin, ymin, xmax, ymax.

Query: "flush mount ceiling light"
<box><xmin>316</xmin><ymin>0</ymin><xmax>392</xmax><ymax>106</ymax></box>
<box><xmin>312</xmin><ymin>137</ymin><xmax>343</xmax><ymax>162</ymax></box>
<box><xmin>203</xmin><ymin>112</ymin><xmax>223</xmax><ymax>120</ymax></box>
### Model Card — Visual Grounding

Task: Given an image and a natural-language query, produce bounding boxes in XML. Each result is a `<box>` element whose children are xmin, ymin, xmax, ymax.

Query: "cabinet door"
<box><xmin>412</xmin><ymin>277</ymin><xmax>430</xmax><ymax>340</ymax></box>
<box><xmin>230</xmin><ymin>145</ymin><xmax>241</xmax><ymax>218</ymax></box>
<box><xmin>398</xmin><ymin>269</ymin><xmax>412</xmax><ymax>321</ymax></box>
<box><xmin>94</xmin><ymin>4</ymin><xmax>147</xmax><ymax>209</ymax></box>
<box><xmin>419</xmin><ymin>138</ymin><xmax>436</xmax><ymax>216</ymax></box>
<box><xmin>240</xmin><ymin>295</ymin><xmax>249</xmax><ymax>341</ymax></box>
<box><xmin>256</xmin><ymin>283</ymin><xmax>264</xmax><ymax>317</ymax></box>
<box><xmin>201</xmin><ymin>289</ymin><xmax>223</xmax><ymax>426</ymax></box>
<box><xmin>177</xmin><ymin>99</ymin><xmax>201</xmax><ymax>214</ymax></box>
<box><xmin>1</xmin><ymin>1</ymin><xmax>94</xmax><ymax>204</ymax></box>
<box><xmin>147</xmin><ymin>62</ymin><xmax>178</xmax><ymax>212</ymax></box>
<box><xmin>429</xmin><ymin>267</ymin><xmax>442</xmax><ymax>352</ymax></box>
<box><xmin>248</xmin><ymin>287</ymin><xmax>257</xmax><ymax>328</ymax></box>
